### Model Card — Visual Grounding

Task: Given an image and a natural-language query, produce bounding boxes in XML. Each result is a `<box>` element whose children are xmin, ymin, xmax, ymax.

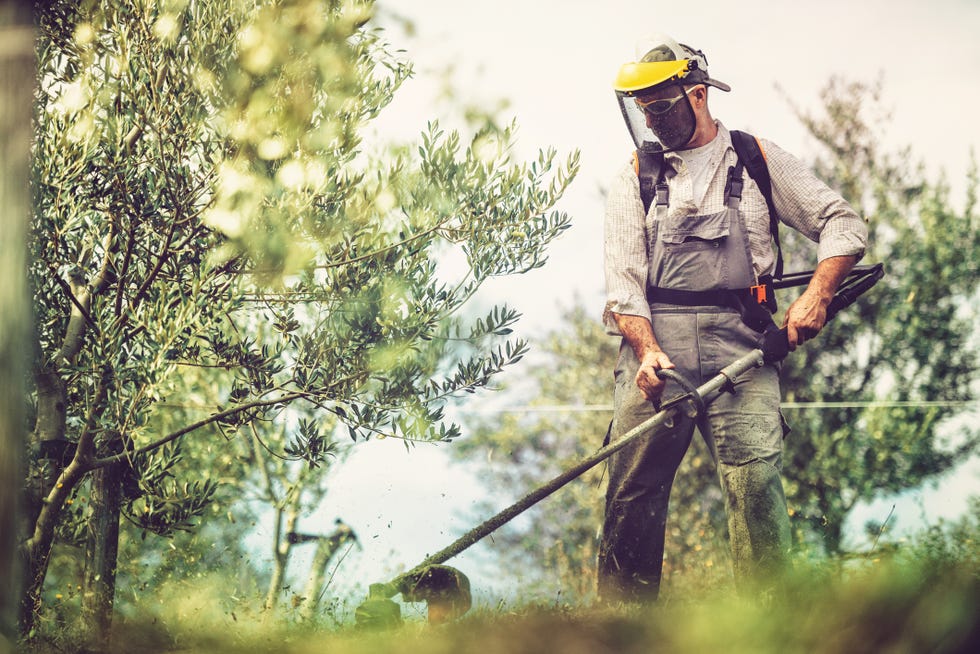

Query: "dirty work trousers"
<box><xmin>596</xmin><ymin>306</ymin><xmax>792</xmax><ymax>602</ymax></box>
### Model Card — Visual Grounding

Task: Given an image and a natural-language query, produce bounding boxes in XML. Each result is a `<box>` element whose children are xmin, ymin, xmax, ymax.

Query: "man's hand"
<box><xmin>612</xmin><ymin>312</ymin><xmax>674</xmax><ymax>403</ymax></box>
<box><xmin>782</xmin><ymin>254</ymin><xmax>859</xmax><ymax>350</ymax></box>
<box><xmin>635</xmin><ymin>350</ymin><xmax>675</xmax><ymax>403</ymax></box>
<box><xmin>782</xmin><ymin>288</ymin><xmax>830</xmax><ymax>350</ymax></box>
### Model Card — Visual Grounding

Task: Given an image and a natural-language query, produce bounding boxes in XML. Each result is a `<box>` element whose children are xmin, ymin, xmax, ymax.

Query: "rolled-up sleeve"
<box><xmin>762</xmin><ymin>139</ymin><xmax>868</xmax><ymax>263</ymax></box>
<box><xmin>603</xmin><ymin>162</ymin><xmax>651</xmax><ymax>334</ymax></box>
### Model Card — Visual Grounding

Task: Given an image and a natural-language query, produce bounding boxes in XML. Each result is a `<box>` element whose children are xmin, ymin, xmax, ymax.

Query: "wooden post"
<box><xmin>81</xmin><ymin>461</ymin><xmax>124</xmax><ymax>650</ymax></box>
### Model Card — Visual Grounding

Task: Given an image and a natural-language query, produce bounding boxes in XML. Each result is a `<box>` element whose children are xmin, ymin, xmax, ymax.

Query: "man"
<box><xmin>598</xmin><ymin>34</ymin><xmax>868</xmax><ymax>602</ymax></box>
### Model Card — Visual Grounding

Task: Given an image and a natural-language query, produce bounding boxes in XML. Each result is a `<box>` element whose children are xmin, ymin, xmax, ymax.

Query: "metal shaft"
<box><xmin>391</xmin><ymin>348</ymin><xmax>766</xmax><ymax>589</ymax></box>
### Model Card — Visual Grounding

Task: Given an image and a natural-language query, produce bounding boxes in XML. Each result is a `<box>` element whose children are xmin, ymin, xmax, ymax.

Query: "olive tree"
<box><xmin>24</xmin><ymin>0</ymin><xmax>577</xmax><ymax>640</ymax></box>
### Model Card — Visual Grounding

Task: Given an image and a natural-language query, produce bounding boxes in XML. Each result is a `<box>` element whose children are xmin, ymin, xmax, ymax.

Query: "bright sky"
<box><xmin>254</xmin><ymin>0</ymin><xmax>980</xmax><ymax>617</ymax></box>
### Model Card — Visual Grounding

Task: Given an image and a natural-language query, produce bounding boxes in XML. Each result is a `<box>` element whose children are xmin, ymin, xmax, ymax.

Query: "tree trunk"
<box><xmin>27</xmin><ymin>369</ymin><xmax>70</xmax><ymax>525</ymax></box>
<box><xmin>298</xmin><ymin>526</ymin><xmax>354</xmax><ymax>621</ymax></box>
<box><xmin>299</xmin><ymin>539</ymin><xmax>334</xmax><ymax>621</ymax></box>
<box><xmin>263</xmin><ymin>506</ymin><xmax>299</xmax><ymax>611</ymax></box>
<box><xmin>264</xmin><ymin>551</ymin><xmax>288</xmax><ymax>611</ymax></box>
<box><xmin>0</xmin><ymin>0</ymin><xmax>35</xmax><ymax>646</ymax></box>
<box><xmin>81</xmin><ymin>461</ymin><xmax>124</xmax><ymax>650</ymax></box>
<box><xmin>21</xmin><ymin>455</ymin><xmax>90</xmax><ymax>635</ymax></box>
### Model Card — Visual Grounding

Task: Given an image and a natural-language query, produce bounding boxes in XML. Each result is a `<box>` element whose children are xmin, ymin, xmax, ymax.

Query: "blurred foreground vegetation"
<box><xmin>24</xmin><ymin>499</ymin><xmax>979</xmax><ymax>653</ymax></box>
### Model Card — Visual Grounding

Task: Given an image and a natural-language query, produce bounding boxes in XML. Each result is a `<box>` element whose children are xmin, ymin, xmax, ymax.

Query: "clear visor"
<box><xmin>616</xmin><ymin>91</ymin><xmax>658</xmax><ymax>150</ymax></box>
<box><xmin>615</xmin><ymin>84</ymin><xmax>697</xmax><ymax>152</ymax></box>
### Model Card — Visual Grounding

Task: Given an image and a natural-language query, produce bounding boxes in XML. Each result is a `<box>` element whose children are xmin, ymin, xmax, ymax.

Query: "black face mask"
<box><xmin>643</xmin><ymin>87</ymin><xmax>696</xmax><ymax>151</ymax></box>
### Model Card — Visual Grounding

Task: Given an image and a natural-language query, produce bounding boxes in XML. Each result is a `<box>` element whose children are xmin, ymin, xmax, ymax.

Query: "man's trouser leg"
<box><xmin>706</xmin><ymin>361</ymin><xmax>791</xmax><ymax>587</ymax></box>
<box><xmin>597</xmin><ymin>341</ymin><xmax>695</xmax><ymax>603</ymax></box>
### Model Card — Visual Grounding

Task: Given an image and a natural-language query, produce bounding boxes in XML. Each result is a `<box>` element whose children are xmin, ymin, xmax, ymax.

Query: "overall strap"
<box><xmin>730</xmin><ymin>130</ymin><xmax>783</xmax><ymax>280</ymax></box>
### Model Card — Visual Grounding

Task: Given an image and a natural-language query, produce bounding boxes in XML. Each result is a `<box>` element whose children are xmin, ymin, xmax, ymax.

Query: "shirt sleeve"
<box><xmin>761</xmin><ymin>138</ymin><xmax>869</xmax><ymax>263</ymax></box>
<box><xmin>603</xmin><ymin>161</ymin><xmax>651</xmax><ymax>334</ymax></box>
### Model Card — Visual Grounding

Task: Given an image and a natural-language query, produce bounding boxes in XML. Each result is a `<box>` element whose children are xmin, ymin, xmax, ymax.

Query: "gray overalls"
<box><xmin>597</xmin><ymin>160</ymin><xmax>791</xmax><ymax>602</ymax></box>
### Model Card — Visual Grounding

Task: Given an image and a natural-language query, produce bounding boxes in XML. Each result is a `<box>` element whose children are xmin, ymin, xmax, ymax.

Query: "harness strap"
<box><xmin>725</xmin><ymin>161</ymin><xmax>745</xmax><ymax>202</ymax></box>
<box><xmin>647</xmin><ymin>286</ymin><xmax>745</xmax><ymax>309</ymax></box>
<box><xmin>730</xmin><ymin>130</ymin><xmax>783</xmax><ymax>279</ymax></box>
<box><xmin>634</xmin><ymin>131</ymin><xmax>783</xmax><ymax>278</ymax></box>
<box><xmin>647</xmin><ymin>264</ymin><xmax>886</xmax><ymax>347</ymax></box>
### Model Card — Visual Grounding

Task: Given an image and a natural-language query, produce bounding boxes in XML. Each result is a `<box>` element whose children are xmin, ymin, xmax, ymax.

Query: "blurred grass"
<box><xmin>25</xmin><ymin>503</ymin><xmax>980</xmax><ymax>654</ymax></box>
<box><xmin>28</xmin><ymin>553</ymin><xmax>976</xmax><ymax>653</ymax></box>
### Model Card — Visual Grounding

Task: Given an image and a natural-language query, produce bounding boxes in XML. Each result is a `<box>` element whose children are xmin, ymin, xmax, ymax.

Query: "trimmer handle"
<box><xmin>761</xmin><ymin>263</ymin><xmax>885</xmax><ymax>364</ymax></box>
<box><xmin>761</xmin><ymin>324</ymin><xmax>790</xmax><ymax>363</ymax></box>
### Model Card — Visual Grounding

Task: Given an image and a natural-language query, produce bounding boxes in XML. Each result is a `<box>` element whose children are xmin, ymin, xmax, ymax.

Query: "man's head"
<box><xmin>613</xmin><ymin>34</ymin><xmax>729</xmax><ymax>151</ymax></box>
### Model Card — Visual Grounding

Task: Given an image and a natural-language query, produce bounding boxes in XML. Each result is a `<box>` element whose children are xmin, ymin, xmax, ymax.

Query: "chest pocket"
<box><xmin>660</xmin><ymin>209</ymin><xmax>730</xmax><ymax>246</ymax></box>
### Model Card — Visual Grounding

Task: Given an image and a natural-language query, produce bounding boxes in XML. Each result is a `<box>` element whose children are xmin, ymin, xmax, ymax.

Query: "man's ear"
<box><xmin>691</xmin><ymin>85</ymin><xmax>707</xmax><ymax>107</ymax></box>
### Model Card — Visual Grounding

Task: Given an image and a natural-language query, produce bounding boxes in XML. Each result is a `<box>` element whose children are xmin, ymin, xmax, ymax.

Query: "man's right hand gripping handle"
<box><xmin>613</xmin><ymin>313</ymin><xmax>676</xmax><ymax>404</ymax></box>
<box><xmin>636</xmin><ymin>350</ymin><xmax>676</xmax><ymax>403</ymax></box>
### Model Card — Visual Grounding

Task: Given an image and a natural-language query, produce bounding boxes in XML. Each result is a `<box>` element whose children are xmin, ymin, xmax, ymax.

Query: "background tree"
<box><xmin>244</xmin><ymin>419</ymin><xmax>345</xmax><ymax>612</ymax></box>
<box><xmin>24</xmin><ymin>0</ymin><xmax>577</xmax><ymax>642</ymax></box>
<box><xmin>456</xmin><ymin>77</ymin><xmax>979</xmax><ymax>600</ymax></box>
<box><xmin>777</xmin><ymin>78</ymin><xmax>979</xmax><ymax>554</ymax></box>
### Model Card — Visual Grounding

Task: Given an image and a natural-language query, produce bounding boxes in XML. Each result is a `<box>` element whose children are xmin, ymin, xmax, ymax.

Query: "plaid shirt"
<box><xmin>603</xmin><ymin>122</ymin><xmax>868</xmax><ymax>332</ymax></box>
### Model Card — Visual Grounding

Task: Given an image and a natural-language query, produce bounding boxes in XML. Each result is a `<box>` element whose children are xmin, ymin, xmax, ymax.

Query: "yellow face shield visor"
<box><xmin>613</xmin><ymin>59</ymin><xmax>694</xmax><ymax>96</ymax></box>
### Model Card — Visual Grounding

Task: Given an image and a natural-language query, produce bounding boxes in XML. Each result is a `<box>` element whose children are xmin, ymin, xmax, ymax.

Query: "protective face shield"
<box><xmin>618</xmin><ymin>82</ymin><xmax>699</xmax><ymax>151</ymax></box>
<box><xmin>613</xmin><ymin>35</ymin><xmax>731</xmax><ymax>152</ymax></box>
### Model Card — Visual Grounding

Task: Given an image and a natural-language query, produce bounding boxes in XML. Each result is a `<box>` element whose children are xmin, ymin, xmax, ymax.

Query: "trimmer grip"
<box><xmin>761</xmin><ymin>325</ymin><xmax>789</xmax><ymax>363</ymax></box>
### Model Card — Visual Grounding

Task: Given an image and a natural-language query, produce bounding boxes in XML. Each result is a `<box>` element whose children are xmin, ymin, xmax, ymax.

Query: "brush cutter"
<box><xmin>354</xmin><ymin>263</ymin><xmax>884</xmax><ymax>627</ymax></box>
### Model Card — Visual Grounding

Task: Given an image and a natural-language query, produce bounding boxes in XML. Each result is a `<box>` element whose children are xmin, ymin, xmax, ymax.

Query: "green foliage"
<box><xmin>24</xmin><ymin>0</ymin><xmax>578</xmax><ymax>634</ymax></box>
<box><xmin>899</xmin><ymin>495</ymin><xmax>980</xmax><ymax>578</ymax></box>
<box><xmin>777</xmin><ymin>78</ymin><xmax>979</xmax><ymax>553</ymax></box>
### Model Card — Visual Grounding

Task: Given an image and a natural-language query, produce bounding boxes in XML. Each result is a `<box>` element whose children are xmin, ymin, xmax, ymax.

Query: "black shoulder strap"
<box><xmin>635</xmin><ymin>146</ymin><xmax>665</xmax><ymax>215</ymax></box>
<box><xmin>730</xmin><ymin>129</ymin><xmax>783</xmax><ymax>279</ymax></box>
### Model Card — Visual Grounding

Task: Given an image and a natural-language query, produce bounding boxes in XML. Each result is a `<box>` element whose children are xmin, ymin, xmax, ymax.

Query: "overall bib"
<box><xmin>597</xmin><ymin>163</ymin><xmax>791</xmax><ymax>602</ymax></box>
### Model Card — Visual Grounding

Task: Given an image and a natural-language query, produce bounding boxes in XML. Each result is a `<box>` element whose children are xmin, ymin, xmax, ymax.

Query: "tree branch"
<box><xmin>249</xmin><ymin>422</ymin><xmax>279</xmax><ymax>504</ymax></box>
<box><xmin>314</xmin><ymin>212</ymin><xmax>458</xmax><ymax>271</ymax></box>
<box><xmin>55</xmin><ymin>272</ymin><xmax>95</xmax><ymax>364</ymax></box>
<box><xmin>74</xmin><ymin>370</ymin><xmax>111</xmax><ymax>463</ymax></box>
<box><xmin>129</xmin><ymin>219</ymin><xmax>178</xmax><ymax>311</ymax></box>
<box><xmin>91</xmin><ymin>391</ymin><xmax>307</xmax><ymax>467</ymax></box>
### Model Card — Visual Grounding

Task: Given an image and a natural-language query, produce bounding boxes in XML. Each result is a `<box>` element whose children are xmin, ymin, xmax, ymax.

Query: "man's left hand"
<box><xmin>782</xmin><ymin>288</ymin><xmax>830</xmax><ymax>350</ymax></box>
<box><xmin>781</xmin><ymin>254</ymin><xmax>861</xmax><ymax>350</ymax></box>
